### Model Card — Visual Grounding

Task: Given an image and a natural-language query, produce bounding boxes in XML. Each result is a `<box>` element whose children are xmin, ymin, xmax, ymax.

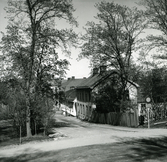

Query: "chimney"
<box><xmin>72</xmin><ymin>76</ymin><xmax>75</xmax><ymax>79</ymax></box>
<box><xmin>93</xmin><ymin>67</ymin><xmax>98</xmax><ymax>76</ymax></box>
<box><xmin>100</xmin><ymin>65</ymin><xmax>107</xmax><ymax>74</ymax></box>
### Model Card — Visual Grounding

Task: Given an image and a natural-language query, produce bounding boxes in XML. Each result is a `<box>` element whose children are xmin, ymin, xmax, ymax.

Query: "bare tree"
<box><xmin>79</xmin><ymin>2</ymin><xmax>147</xmax><ymax>111</ymax></box>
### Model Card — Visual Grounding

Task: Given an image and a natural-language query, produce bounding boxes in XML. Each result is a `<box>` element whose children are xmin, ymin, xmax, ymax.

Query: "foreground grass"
<box><xmin>0</xmin><ymin>135</ymin><xmax>53</xmax><ymax>148</ymax></box>
<box><xmin>0</xmin><ymin>119</ymin><xmax>53</xmax><ymax>147</ymax></box>
<box><xmin>0</xmin><ymin>137</ymin><xmax>167</xmax><ymax>162</ymax></box>
<box><xmin>0</xmin><ymin>117</ymin><xmax>67</xmax><ymax>147</ymax></box>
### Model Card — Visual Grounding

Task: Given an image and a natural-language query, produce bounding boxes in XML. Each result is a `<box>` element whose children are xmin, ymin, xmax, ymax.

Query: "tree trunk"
<box><xmin>26</xmin><ymin>101</ymin><xmax>32</xmax><ymax>137</ymax></box>
<box><xmin>26</xmin><ymin>116</ymin><xmax>32</xmax><ymax>137</ymax></box>
<box><xmin>34</xmin><ymin>120</ymin><xmax>37</xmax><ymax>135</ymax></box>
<box><xmin>20</xmin><ymin>125</ymin><xmax>22</xmax><ymax>144</ymax></box>
<box><xmin>43</xmin><ymin>126</ymin><xmax>46</xmax><ymax>136</ymax></box>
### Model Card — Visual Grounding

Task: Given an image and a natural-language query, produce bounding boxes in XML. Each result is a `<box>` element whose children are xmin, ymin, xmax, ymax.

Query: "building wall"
<box><xmin>74</xmin><ymin>100</ymin><xmax>93</xmax><ymax>120</ymax></box>
<box><xmin>77</xmin><ymin>89</ymin><xmax>91</xmax><ymax>102</ymax></box>
<box><xmin>75</xmin><ymin>82</ymin><xmax>138</xmax><ymax>119</ymax></box>
<box><xmin>127</xmin><ymin>82</ymin><xmax>138</xmax><ymax>105</ymax></box>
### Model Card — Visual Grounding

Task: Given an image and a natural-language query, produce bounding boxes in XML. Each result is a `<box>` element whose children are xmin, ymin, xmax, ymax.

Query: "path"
<box><xmin>0</xmin><ymin>111</ymin><xmax>167</xmax><ymax>158</ymax></box>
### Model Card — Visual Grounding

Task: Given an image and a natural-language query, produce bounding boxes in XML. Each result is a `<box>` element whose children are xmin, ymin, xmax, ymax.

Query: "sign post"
<box><xmin>146</xmin><ymin>97</ymin><xmax>151</xmax><ymax>129</ymax></box>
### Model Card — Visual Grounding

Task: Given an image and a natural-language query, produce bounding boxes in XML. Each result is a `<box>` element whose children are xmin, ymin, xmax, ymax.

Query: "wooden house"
<box><xmin>75</xmin><ymin>66</ymin><xmax>139</xmax><ymax>121</ymax></box>
<box><xmin>60</xmin><ymin>66</ymin><xmax>139</xmax><ymax>126</ymax></box>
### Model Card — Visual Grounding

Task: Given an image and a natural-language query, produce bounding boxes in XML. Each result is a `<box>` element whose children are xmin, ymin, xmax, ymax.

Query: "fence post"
<box><xmin>20</xmin><ymin>125</ymin><xmax>22</xmax><ymax>144</ymax></box>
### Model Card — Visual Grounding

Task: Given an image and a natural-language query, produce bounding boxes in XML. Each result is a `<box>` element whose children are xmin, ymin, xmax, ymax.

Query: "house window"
<box><xmin>80</xmin><ymin>92</ymin><xmax>82</xmax><ymax>101</ymax></box>
<box><xmin>78</xmin><ymin>92</ymin><xmax>80</xmax><ymax>100</ymax></box>
<box><xmin>82</xmin><ymin>92</ymin><xmax>84</xmax><ymax>101</ymax></box>
<box><xmin>82</xmin><ymin>92</ymin><xmax>84</xmax><ymax>102</ymax></box>
<box><xmin>77</xmin><ymin>92</ymin><xmax>79</xmax><ymax>100</ymax></box>
<box><xmin>83</xmin><ymin>105</ymin><xmax>85</xmax><ymax>115</ymax></box>
<box><xmin>86</xmin><ymin>106</ymin><xmax>88</xmax><ymax>115</ymax></box>
<box><xmin>70</xmin><ymin>86</ymin><xmax>75</xmax><ymax>89</ymax></box>
<box><xmin>80</xmin><ymin>104</ymin><xmax>82</xmax><ymax>114</ymax></box>
<box><xmin>85</xmin><ymin>93</ymin><xmax>88</xmax><ymax>102</ymax></box>
<box><xmin>83</xmin><ymin>92</ymin><xmax>86</xmax><ymax>102</ymax></box>
<box><xmin>83</xmin><ymin>92</ymin><xmax>85</xmax><ymax>102</ymax></box>
<box><xmin>81</xmin><ymin>92</ymin><xmax>83</xmax><ymax>101</ymax></box>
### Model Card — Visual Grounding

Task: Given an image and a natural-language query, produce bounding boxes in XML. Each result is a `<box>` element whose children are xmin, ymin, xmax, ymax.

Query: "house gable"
<box><xmin>76</xmin><ymin>70</ymin><xmax>119</xmax><ymax>103</ymax></box>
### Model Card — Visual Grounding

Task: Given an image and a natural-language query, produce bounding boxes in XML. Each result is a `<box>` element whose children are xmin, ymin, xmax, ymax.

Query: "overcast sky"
<box><xmin>0</xmin><ymin>0</ymin><xmax>139</xmax><ymax>79</ymax></box>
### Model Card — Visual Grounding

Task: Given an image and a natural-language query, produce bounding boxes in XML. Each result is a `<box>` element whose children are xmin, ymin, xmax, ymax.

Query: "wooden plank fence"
<box><xmin>89</xmin><ymin>109</ymin><xmax>138</xmax><ymax>127</ymax></box>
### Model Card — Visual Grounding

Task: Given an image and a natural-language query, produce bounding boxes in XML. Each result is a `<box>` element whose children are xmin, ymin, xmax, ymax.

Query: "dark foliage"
<box><xmin>95</xmin><ymin>84</ymin><xmax>120</xmax><ymax>113</ymax></box>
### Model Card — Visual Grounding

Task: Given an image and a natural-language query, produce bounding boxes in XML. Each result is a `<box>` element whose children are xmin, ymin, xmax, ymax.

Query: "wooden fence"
<box><xmin>139</xmin><ymin>103</ymin><xmax>167</xmax><ymax>122</ymax></box>
<box><xmin>88</xmin><ymin>109</ymin><xmax>139</xmax><ymax>127</ymax></box>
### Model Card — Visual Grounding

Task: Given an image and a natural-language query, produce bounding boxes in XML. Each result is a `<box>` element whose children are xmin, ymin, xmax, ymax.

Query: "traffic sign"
<box><xmin>146</xmin><ymin>97</ymin><xmax>151</xmax><ymax>103</ymax></box>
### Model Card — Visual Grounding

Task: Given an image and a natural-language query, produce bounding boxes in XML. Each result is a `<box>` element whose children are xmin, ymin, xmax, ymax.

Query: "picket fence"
<box><xmin>88</xmin><ymin>109</ymin><xmax>139</xmax><ymax>127</ymax></box>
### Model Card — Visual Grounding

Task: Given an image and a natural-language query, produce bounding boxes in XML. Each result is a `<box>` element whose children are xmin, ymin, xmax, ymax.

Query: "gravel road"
<box><xmin>0</xmin><ymin>111</ymin><xmax>167</xmax><ymax>158</ymax></box>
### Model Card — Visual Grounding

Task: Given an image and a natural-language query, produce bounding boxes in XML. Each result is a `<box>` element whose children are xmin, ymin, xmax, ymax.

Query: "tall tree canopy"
<box><xmin>139</xmin><ymin>0</ymin><xmax>167</xmax><ymax>60</ymax></box>
<box><xmin>137</xmin><ymin>0</ymin><xmax>167</xmax><ymax>105</ymax></box>
<box><xmin>79</xmin><ymin>2</ymin><xmax>146</xmax><ymax>110</ymax></box>
<box><xmin>0</xmin><ymin>0</ymin><xmax>77</xmax><ymax>137</ymax></box>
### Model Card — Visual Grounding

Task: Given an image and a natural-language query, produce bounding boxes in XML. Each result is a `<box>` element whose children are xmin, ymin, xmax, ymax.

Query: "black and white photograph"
<box><xmin>0</xmin><ymin>0</ymin><xmax>167</xmax><ymax>161</ymax></box>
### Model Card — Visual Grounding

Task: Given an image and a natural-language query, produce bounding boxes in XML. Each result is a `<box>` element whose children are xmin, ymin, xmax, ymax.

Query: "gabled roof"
<box><xmin>61</xmin><ymin>78</ymin><xmax>86</xmax><ymax>91</ymax></box>
<box><xmin>77</xmin><ymin>70</ymin><xmax>118</xmax><ymax>90</ymax></box>
<box><xmin>76</xmin><ymin>70</ymin><xmax>139</xmax><ymax>90</ymax></box>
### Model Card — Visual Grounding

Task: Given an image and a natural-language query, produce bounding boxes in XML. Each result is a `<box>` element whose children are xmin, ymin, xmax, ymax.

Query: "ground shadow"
<box><xmin>1</xmin><ymin>136</ymin><xmax>167</xmax><ymax>162</ymax></box>
<box><xmin>53</xmin><ymin>121</ymin><xmax>72</xmax><ymax>127</ymax></box>
<box><xmin>0</xmin><ymin>148</ymin><xmax>60</xmax><ymax>162</ymax></box>
<box><xmin>55</xmin><ymin>117</ymin><xmax>90</xmax><ymax>128</ymax></box>
<box><xmin>123</xmin><ymin>136</ymin><xmax>167</xmax><ymax>162</ymax></box>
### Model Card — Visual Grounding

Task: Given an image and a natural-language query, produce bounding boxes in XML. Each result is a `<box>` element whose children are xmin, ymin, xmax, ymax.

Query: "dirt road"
<box><xmin>0</xmin><ymin>112</ymin><xmax>167</xmax><ymax>158</ymax></box>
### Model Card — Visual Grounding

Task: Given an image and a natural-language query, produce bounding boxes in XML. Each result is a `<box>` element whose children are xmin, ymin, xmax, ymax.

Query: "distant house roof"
<box><xmin>61</xmin><ymin>77</ymin><xmax>86</xmax><ymax>91</ymax></box>
<box><xmin>76</xmin><ymin>70</ymin><xmax>118</xmax><ymax>90</ymax></box>
<box><xmin>76</xmin><ymin>70</ymin><xmax>139</xmax><ymax>90</ymax></box>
